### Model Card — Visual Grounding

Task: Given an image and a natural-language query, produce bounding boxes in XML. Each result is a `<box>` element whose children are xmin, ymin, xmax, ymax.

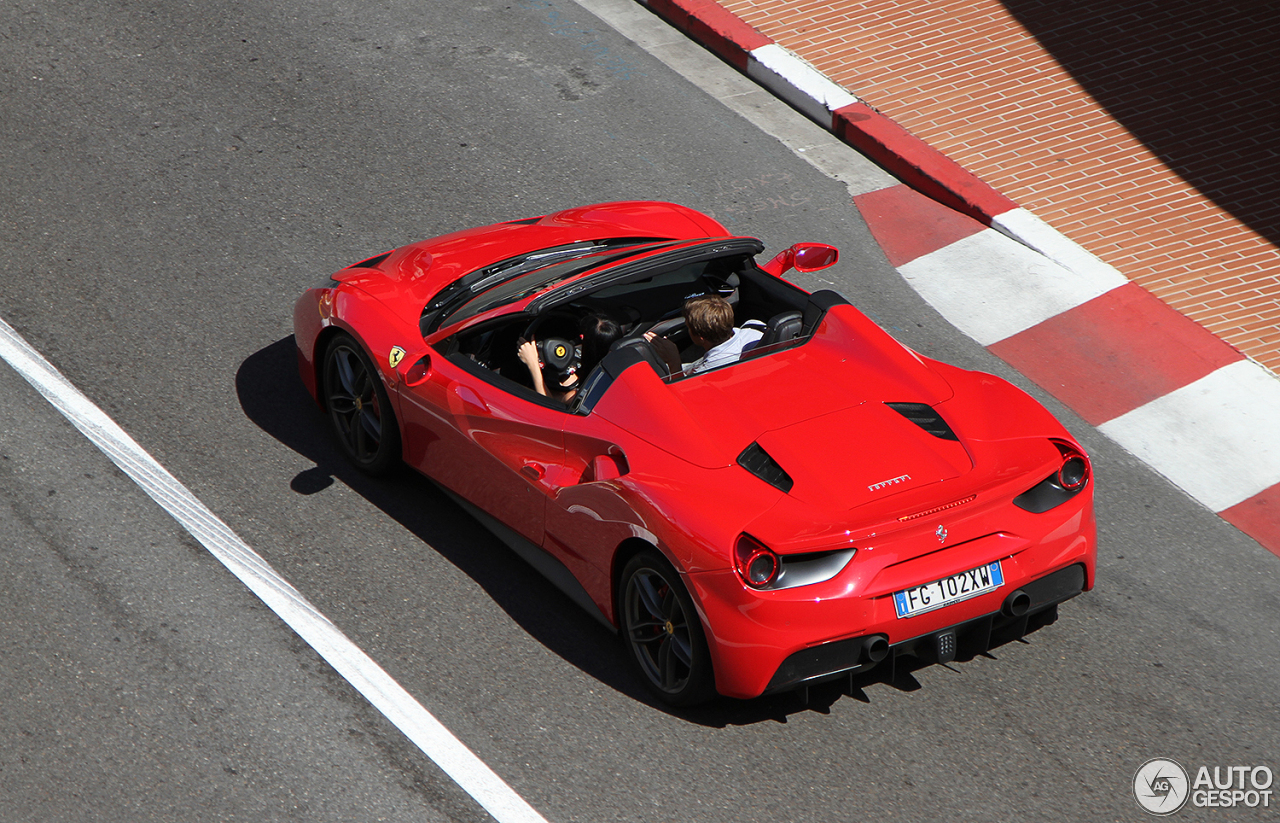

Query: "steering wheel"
<box><xmin>538</xmin><ymin>337</ymin><xmax>577</xmax><ymax>371</ymax></box>
<box><xmin>522</xmin><ymin>310</ymin><xmax>580</xmax><ymax>373</ymax></box>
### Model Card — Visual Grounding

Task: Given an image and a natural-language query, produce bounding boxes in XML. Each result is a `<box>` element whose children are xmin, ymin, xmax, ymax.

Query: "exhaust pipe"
<box><xmin>861</xmin><ymin>635</ymin><xmax>889</xmax><ymax>664</ymax></box>
<box><xmin>1003</xmin><ymin>589</ymin><xmax>1031</xmax><ymax>618</ymax></box>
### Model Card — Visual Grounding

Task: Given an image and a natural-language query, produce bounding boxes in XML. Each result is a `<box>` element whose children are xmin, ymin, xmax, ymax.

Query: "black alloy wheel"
<box><xmin>620</xmin><ymin>550</ymin><xmax>715</xmax><ymax>706</ymax></box>
<box><xmin>322</xmin><ymin>333</ymin><xmax>401</xmax><ymax>475</ymax></box>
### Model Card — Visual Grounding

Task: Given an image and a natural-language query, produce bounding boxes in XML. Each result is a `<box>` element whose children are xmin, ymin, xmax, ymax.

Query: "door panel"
<box><xmin>543</xmin><ymin>423</ymin><xmax>653</xmax><ymax>618</ymax></box>
<box><xmin>397</xmin><ymin>353</ymin><xmax>566</xmax><ymax>545</ymax></box>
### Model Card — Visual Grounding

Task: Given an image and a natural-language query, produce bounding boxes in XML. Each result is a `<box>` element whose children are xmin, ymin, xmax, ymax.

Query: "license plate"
<box><xmin>893</xmin><ymin>561</ymin><xmax>1004</xmax><ymax>618</ymax></box>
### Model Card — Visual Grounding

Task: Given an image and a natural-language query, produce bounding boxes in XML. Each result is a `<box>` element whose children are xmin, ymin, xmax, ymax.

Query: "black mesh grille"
<box><xmin>737</xmin><ymin>442</ymin><xmax>794</xmax><ymax>493</ymax></box>
<box><xmin>886</xmin><ymin>402</ymin><xmax>959</xmax><ymax>440</ymax></box>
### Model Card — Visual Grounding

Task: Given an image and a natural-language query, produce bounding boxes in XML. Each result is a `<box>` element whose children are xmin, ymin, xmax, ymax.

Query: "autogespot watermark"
<box><xmin>1134</xmin><ymin>758</ymin><xmax>1275</xmax><ymax>815</ymax></box>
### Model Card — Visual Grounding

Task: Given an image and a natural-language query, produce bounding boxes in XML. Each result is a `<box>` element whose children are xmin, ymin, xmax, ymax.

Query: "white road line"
<box><xmin>0</xmin><ymin>316</ymin><xmax>550</xmax><ymax>823</ymax></box>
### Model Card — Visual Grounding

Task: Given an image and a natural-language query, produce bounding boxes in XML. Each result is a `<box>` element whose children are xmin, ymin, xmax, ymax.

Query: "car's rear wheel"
<box><xmin>619</xmin><ymin>550</ymin><xmax>716</xmax><ymax>706</ymax></box>
<box><xmin>322</xmin><ymin>333</ymin><xmax>400</xmax><ymax>475</ymax></box>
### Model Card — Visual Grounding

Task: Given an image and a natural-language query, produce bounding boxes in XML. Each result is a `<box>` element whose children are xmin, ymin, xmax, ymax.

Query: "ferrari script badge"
<box><xmin>936</xmin><ymin>525</ymin><xmax>948</xmax><ymax>544</ymax></box>
<box><xmin>868</xmin><ymin>474</ymin><xmax>911</xmax><ymax>492</ymax></box>
<box><xmin>389</xmin><ymin>346</ymin><xmax>406</xmax><ymax>368</ymax></box>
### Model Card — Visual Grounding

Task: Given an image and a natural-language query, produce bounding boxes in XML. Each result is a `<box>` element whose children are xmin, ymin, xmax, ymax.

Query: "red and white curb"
<box><xmin>639</xmin><ymin>0</ymin><xmax>1280</xmax><ymax>556</ymax></box>
<box><xmin>856</xmin><ymin>185</ymin><xmax>1280</xmax><ymax>555</ymax></box>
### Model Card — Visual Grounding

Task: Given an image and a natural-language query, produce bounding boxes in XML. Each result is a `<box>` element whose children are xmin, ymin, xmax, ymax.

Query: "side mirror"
<box><xmin>793</xmin><ymin>243</ymin><xmax>839</xmax><ymax>272</ymax></box>
<box><xmin>761</xmin><ymin>243</ymin><xmax>839</xmax><ymax>276</ymax></box>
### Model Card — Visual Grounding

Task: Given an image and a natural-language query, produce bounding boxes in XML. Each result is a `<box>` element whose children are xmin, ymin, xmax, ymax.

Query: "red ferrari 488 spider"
<box><xmin>293</xmin><ymin>201</ymin><xmax>1095</xmax><ymax>705</ymax></box>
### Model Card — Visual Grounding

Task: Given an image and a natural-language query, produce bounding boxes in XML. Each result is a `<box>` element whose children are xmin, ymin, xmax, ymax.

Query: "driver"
<box><xmin>517</xmin><ymin>338</ymin><xmax>578</xmax><ymax>402</ymax></box>
<box><xmin>517</xmin><ymin>311</ymin><xmax>623</xmax><ymax>403</ymax></box>
<box><xmin>578</xmin><ymin>311</ymin><xmax>624</xmax><ymax>376</ymax></box>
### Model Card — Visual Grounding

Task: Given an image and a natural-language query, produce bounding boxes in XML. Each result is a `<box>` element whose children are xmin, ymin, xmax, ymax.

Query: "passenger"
<box><xmin>646</xmin><ymin>294</ymin><xmax>763</xmax><ymax>375</ymax></box>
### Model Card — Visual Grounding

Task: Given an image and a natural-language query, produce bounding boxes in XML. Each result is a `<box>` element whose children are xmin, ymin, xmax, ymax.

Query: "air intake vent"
<box><xmin>737</xmin><ymin>442</ymin><xmax>794</xmax><ymax>493</ymax></box>
<box><xmin>886</xmin><ymin>402</ymin><xmax>958</xmax><ymax>441</ymax></box>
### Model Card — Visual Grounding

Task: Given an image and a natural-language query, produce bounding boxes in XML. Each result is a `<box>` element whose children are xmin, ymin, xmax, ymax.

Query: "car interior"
<box><xmin>435</xmin><ymin>252</ymin><xmax>820</xmax><ymax>410</ymax></box>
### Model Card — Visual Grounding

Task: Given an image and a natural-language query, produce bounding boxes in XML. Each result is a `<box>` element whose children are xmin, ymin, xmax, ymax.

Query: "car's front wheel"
<box><xmin>322</xmin><ymin>333</ymin><xmax>401</xmax><ymax>475</ymax></box>
<box><xmin>619</xmin><ymin>550</ymin><xmax>716</xmax><ymax>706</ymax></box>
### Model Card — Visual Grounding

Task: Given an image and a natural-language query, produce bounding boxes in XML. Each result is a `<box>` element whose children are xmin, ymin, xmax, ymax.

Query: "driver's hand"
<box><xmin>517</xmin><ymin>338</ymin><xmax>541</xmax><ymax>368</ymax></box>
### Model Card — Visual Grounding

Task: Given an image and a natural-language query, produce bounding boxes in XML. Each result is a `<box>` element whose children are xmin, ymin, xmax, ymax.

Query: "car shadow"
<box><xmin>236</xmin><ymin>337</ymin><xmax>658</xmax><ymax>697</ymax></box>
<box><xmin>237</xmin><ymin>336</ymin><xmax>1055</xmax><ymax>727</ymax></box>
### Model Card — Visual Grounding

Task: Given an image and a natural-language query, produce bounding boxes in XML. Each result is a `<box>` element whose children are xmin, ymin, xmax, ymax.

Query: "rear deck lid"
<box><xmin>755</xmin><ymin>402</ymin><xmax>972</xmax><ymax>511</ymax></box>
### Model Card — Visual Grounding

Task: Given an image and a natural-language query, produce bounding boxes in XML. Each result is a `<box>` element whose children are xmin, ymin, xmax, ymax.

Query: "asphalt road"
<box><xmin>2</xmin><ymin>0</ymin><xmax>1278</xmax><ymax>821</ymax></box>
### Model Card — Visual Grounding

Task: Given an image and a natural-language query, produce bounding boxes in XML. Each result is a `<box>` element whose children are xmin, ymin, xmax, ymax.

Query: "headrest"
<box><xmin>603</xmin><ymin>336</ymin><xmax>671</xmax><ymax>379</ymax></box>
<box><xmin>761</xmin><ymin>310</ymin><xmax>803</xmax><ymax>347</ymax></box>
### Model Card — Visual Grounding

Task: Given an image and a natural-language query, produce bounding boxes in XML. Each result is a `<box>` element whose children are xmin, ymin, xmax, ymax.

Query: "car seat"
<box><xmin>741</xmin><ymin>310</ymin><xmax>803</xmax><ymax>360</ymax></box>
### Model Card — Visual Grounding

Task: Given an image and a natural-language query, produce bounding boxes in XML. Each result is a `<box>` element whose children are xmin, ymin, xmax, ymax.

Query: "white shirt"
<box><xmin>685</xmin><ymin>323</ymin><xmax>765</xmax><ymax>375</ymax></box>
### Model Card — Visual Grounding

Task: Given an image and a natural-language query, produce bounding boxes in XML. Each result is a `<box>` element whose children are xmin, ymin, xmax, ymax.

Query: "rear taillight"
<box><xmin>1014</xmin><ymin>439</ymin><xmax>1092</xmax><ymax>513</ymax></box>
<box><xmin>734</xmin><ymin>534</ymin><xmax>779</xmax><ymax>588</ymax></box>
<box><xmin>1053</xmin><ymin>440</ymin><xmax>1090</xmax><ymax>491</ymax></box>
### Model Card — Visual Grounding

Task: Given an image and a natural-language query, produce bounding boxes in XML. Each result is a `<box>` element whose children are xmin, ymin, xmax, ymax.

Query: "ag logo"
<box><xmin>554</xmin><ymin>344</ymin><xmax>567</xmax><ymax>358</ymax></box>
<box><xmin>388</xmin><ymin>346</ymin><xmax>406</xmax><ymax>369</ymax></box>
<box><xmin>1134</xmin><ymin>758</ymin><xmax>1190</xmax><ymax>815</ymax></box>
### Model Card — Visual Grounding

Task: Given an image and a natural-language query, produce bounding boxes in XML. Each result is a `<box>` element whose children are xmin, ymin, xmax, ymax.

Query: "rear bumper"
<box><xmin>687</xmin><ymin>494</ymin><xmax>1096</xmax><ymax>699</ymax></box>
<box><xmin>762</xmin><ymin>563</ymin><xmax>1086</xmax><ymax>694</ymax></box>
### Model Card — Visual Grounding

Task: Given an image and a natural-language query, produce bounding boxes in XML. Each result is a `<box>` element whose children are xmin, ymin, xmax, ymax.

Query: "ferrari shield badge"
<box><xmin>389</xmin><ymin>346</ymin><xmax>406</xmax><ymax>369</ymax></box>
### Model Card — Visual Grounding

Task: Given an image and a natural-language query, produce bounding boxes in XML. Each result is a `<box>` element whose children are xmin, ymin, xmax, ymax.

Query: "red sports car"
<box><xmin>293</xmin><ymin>201</ymin><xmax>1095</xmax><ymax>705</ymax></box>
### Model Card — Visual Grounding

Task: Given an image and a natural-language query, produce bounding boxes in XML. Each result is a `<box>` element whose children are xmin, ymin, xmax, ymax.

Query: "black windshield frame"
<box><xmin>420</xmin><ymin>238</ymin><xmax>676</xmax><ymax>335</ymax></box>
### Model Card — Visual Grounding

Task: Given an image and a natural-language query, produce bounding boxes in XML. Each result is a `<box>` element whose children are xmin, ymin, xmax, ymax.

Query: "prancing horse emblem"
<box><xmin>389</xmin><ymin>346</ymin><xmax>406</xmax><ymax>368</ymax></box>
<box><xmin>936</xmin><ymin>525</ymin><xmax>948</xmax><ymax>544</ymax></box>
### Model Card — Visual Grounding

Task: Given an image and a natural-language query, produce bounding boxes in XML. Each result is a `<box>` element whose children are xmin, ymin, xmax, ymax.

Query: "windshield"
<box><xmin>445</xmin><ymin>249</ymin><xmax>639</xmax><ymax>324</ymax></box>
<box><xmin>422</xmin><ymin>238</ymin><xmax>676</xmax><ymax>333</ymax></box>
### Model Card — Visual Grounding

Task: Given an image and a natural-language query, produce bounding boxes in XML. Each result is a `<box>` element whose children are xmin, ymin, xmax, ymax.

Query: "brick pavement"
<box><xmin>718</xmin><ymin>0</ymin><xmax>1280</xmax><ymax>373</ymax></box>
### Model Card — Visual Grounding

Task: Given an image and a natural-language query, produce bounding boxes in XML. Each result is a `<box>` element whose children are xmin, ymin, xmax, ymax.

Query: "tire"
<box><xmin>619</xmin><ymin>550</ymin><xmax>716</xmax><ymax>706</ymax></box>
<box><xmin>322</xmin><ymin>333</ymin><xmax>401</xmax><ymax>475</ymax></box>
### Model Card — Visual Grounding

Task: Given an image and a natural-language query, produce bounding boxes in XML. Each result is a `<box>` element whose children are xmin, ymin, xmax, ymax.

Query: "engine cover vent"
<box><xmin>886</xmin><ymin>402</ymin><xmax>959</xmax><ymax>441</ymax></box>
